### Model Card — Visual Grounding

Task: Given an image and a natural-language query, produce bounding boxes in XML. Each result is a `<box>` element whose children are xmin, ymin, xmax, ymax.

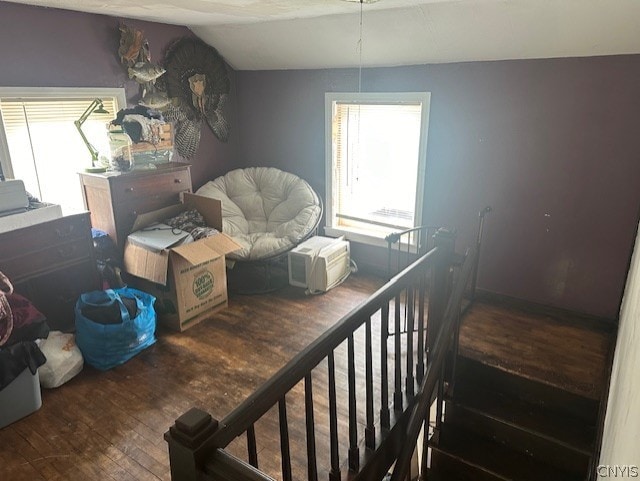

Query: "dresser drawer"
<box><xmin>0</xmin><ymin>212</ymin><xmax>99</xmax><ymax>332</ymax></box>
<box><xmin>0</xmin><ymin>213</ymin><xmax>91</xmax><ymax>262</ymax></box>
<box><xmin>112</xmin><ymin>169</ymin><xmax>191</xmax><ymax>204</ymax></box>
<box><xmin>0</xmin><ymin>237</ymin><xmax>93</xmax><ymax>282</ymax></box>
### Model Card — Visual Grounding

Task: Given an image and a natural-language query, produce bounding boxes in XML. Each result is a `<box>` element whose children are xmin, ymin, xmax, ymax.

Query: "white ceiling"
<box><xmin>6</xmin><ymin>0</ymin><xmax>640</xmax><ymax>70</ymax></box>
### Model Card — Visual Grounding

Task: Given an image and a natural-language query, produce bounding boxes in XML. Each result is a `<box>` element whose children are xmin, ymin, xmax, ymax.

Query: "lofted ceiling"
<box><xmin>5</xmin><ymin>0</ymin><xmax>640</xmax><ymax>70</ymax></box>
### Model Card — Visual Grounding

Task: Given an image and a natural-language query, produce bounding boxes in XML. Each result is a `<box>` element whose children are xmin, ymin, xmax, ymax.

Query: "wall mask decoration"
<box><xmin>160</xmin><ymin>37</ymin><xmax>231</xmax><ymax>159</ymax></box>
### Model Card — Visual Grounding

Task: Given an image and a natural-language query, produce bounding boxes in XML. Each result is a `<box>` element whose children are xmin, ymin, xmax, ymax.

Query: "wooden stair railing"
<box><xmin>385</xmin><ymin>225</ymin><xmax>439</xmax><ymax>280</ymax></box>
<box><xmin>386</xmin><ymin>206</ymin><xmax>490</xmax><ymax>314</ymax></box>
<box><xmin>389</xmin><ymin>244</ymin><xmax>477</xmax><ymax>481</ymax></box>
<box><xmin>165</xmin><ymin>228</ymin><xmax>477</xmax><ymax>481</ymax></box>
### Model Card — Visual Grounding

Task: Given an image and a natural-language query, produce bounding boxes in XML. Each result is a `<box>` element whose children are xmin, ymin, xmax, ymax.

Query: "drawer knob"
<box><xmin>125</xmin><ymin>187</ymin><xmax>134</xmax><ymax>193</ymax></box>
<box><xmin>174</xmin><ymin>178</ymin><xmax>182</xmax><ymax>184</ymax></box>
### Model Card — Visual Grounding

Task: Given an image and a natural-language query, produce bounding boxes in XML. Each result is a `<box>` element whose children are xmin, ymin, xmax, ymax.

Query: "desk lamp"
<box><xmin>74</xmin><ymin>99</ymin><xmax>109</xmax><ymax>173</ymax></box>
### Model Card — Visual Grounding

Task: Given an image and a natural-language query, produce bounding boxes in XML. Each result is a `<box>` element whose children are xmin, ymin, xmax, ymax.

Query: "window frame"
<box><xmin>324</xmin><ymin>91</ymin><xmax>431</xmax><ymax>247</ymax></box>
<box><xmin>0</xmin><ymin>86</ymin><xmax>127</xmax><ymax>180</ymax></box>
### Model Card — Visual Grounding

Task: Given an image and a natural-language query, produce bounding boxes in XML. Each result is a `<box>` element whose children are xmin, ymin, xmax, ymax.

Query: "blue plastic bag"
<box><xmin>75</xmin><ymin>287</ymin><xmax>156</xmax><ymax>371</ymax></box>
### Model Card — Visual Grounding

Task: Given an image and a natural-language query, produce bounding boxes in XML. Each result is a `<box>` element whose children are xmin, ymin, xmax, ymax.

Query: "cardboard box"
<box><xmin>123</xmin><ymin>193</ymin><xmax>240</xmax><ymax>331</ymax></box>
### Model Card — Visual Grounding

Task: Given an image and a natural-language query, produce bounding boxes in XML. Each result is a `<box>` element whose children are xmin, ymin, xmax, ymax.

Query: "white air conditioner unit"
<box><xmin>288</xmin><ymin>236</ymin><xmax>351</xmax><ymax>293</ymax></box>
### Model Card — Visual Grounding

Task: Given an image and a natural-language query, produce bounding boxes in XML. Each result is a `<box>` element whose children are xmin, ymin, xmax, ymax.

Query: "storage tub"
<box><xmin>0</xmin><ymin>367</ymin><xmax>42</xmax><ymax>428</ymax></box>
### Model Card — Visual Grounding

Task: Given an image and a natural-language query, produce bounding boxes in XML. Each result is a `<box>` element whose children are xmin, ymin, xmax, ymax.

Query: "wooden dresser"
<box><xmin>78</xmin><ymin>162</ymin><xmax>192</xmax><ymax>249</ymax></box>
<box><xmin>0</xmin><ymin>212</ymin><xmax>100</xmax><ymax>331</ymax></box>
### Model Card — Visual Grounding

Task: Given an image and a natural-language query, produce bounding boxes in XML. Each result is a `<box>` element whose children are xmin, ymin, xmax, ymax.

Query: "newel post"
<box><xmin>427</xmin><ymin>228</ymin><xmax>456</xmax><ymax>357</ymax></box>
<box><xmin>165</xmin><ymin>408</ymin><xmax>219</xmax><ymax>481</ymax></box>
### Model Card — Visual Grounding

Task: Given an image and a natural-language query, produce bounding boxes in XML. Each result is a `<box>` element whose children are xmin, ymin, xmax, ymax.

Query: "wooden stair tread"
<box><xmin>430</xmin><ymin>424</ymin><xmax>584</xmax><ymax>481</ymax></box>
<box><xmin>449</xmin><ymin>383</ymin><xmax>595</xmax><ymax>453</ymax></box>
<box><xmin>458</xmin><ymin>299</ymin><xmax>613</xmax><ymax>400</ymax></box>
<box><xmin>425</xmin><ymin>469</ymin><xmax>465</xmax><ymax>481</ymax></box>
<box><xmin>454</xmin><ymin>357</ymin><xmax>599</xmax><ymax>423</ymax></box>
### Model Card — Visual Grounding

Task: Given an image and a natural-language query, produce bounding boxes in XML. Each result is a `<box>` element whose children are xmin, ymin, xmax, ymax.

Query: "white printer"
<box><xmin>0</xmin><ymin>179</ymin><xmax>29</xmax><ymax>217</ymax></box>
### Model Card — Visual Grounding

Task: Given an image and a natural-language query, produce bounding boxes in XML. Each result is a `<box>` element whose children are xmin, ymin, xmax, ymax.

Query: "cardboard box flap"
<box><xmin>201</xmin><ymin>233</ymin><xmax>242</xmax><ymax>256</ymax></box>
<box><xmin>182</xmin><ymin>192</ymin><xmax>223</xmax><ymax>231</ymax></box>
<box><xmin>171</xmin><ymin>241</ymin><xmax>220</xmax><ymax>266</ymax></box>
<box><xmin>171</xmin><ymin>234</ymin><xmax>241</xmax><ymax>265</ymax></box>
<box><xmin>131</xmin><ymin>204</ymin><xmax>185</xmax><ymax>232</ymax></box>
<box><xmin>123</xmin><ymin>241</ymin><xmax>170</xmax><ymax>285</ymax></box>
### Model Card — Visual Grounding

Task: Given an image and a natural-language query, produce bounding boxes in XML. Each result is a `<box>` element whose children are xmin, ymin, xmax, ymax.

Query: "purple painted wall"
<box><xmin>1</xmin><ymin>1</ymin><xmax>637</xmax><ymax>318</ymax></box>
<box><xmin>235</xmin><ymin>57</ymin><xmax>640</xmax><ymax>319</ymax></box>
<box><xmin>0</xmin><ymin>1</ymin><xmax>238</xmax><ymax>189</ymax></box>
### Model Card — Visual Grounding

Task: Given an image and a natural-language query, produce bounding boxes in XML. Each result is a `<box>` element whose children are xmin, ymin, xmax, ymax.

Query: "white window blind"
<box><xmin>327</xmin><ymin>93</ymin><xmax>430</xmax><ymax>242</ymax></box>
<box><xmin>0</xmin><ymin>96</ymin><xmax>117</xmax><ymax>212</ymax></box>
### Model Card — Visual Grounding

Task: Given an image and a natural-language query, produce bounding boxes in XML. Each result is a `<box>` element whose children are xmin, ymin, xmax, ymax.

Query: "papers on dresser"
<box><xmin>127</xmin><ymin>223</ymin><xmax>193</xmax><ymax>252</ymax></box>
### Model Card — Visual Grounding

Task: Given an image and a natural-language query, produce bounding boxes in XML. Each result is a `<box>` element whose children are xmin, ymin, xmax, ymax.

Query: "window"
<box><xmin>325</xmin><ymin>92</ymin><xmax>431</xmax><ymax>245</ymax></box>
<box><xmin>0</xmin><ymin>87</ymin><xmax>126</xmax><ymax>214</ymax></box>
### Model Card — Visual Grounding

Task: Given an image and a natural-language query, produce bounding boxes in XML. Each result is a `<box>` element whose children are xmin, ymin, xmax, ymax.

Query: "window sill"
<box><xmin>324</xmin><ymin>226</ymin><xmax>393</xmax><ymax>248</ymax></box>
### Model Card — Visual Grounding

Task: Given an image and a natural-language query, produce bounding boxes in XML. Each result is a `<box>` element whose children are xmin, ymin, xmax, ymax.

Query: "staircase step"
<box><xmin>425</xmin><ymin>469</ymin><xmax>466</xmax><ymax>481</ymax></box>
<box><xmin>444</xmin><ymin>402</ymin><xmax>590</xmax><ymax>475</ymax></box>
<box><xmin>449</xmin><ymin>380</ymin><xmax>595</xmax><ymax>449</ymax></box>
<box><xmin>454</xmin><ymin>357</ymin><xmax>599</xmax><ymax>423</ymax></box>
<box><xmin>429</xmin><ymin>424</ymin><xmax>584</xmax><ymax>481</ymax></box>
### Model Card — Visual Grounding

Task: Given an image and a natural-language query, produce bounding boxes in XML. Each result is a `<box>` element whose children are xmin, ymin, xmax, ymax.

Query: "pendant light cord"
<box><xmin>355</xmin><ymin>0</ymin><xmax>364</xmax><ymax>188</ymax></box>
<box><xmin>358</xmin><ymin>0</ymin><xmax>363</xmax><ymax>94</ymax></box>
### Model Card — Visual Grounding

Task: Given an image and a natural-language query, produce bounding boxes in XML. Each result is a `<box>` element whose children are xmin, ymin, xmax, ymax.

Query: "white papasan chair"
<box><xmin>195</xmin><ymin>167</ymin><xmax>322</xmax><ymax>262</ymax></box>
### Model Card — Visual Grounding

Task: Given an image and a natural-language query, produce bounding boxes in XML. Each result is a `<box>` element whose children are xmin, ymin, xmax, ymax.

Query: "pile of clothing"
<box><xmin>112</xmin><ymin>105</ymin><xmax>165</xmax><ymax>146</ymax></box>
<box><xmin>0</xmin><ymin>271</ymin><xmax>48</xmax><ymax>411</ymax></box>
<box><xmin>164</xmin><ymin>208</ymin><xmax>219</xmax><ymax>242</ymax></box>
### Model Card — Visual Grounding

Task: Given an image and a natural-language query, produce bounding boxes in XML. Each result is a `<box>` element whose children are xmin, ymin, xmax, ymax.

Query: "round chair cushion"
<box><xmin>196</xmin><ymin>167</ymin><xmax>322</xmax><ymax>260</ymax></box>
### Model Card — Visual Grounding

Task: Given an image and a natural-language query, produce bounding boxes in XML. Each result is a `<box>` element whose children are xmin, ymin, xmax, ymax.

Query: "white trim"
<box><xmin>325</xmin><ymin>93</ymin><xmax>334</xmax><ymax>235</ymax></box>
<box><xmin>0</xmin><ymin>113</ymin><xmax>12</xmax><ymax>179</ymax></box>
<box><xmin>0</xmin><ymin>87</ymin><xmax>126</xmax><ymax>106</ymax></box>
<box><xmin>0</xmin><ymin>87</ymin><xmax>126</xmax><ymax>180</ymax></box>
<box><xmin>324</xmin><ymin>226</ymin><xmax>390</xmax><ymax>249</ymax></box>
<box><xmin>324</xmin><ymin>91</ymin><xmax>431</xmax><ymax>248</ymax></box>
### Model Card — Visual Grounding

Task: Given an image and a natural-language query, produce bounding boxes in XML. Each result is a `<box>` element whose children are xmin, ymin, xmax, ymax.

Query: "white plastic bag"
<box><xmin>38</xmin><ymin>331</ymin><xmax>84</xmax><ymax>388</ymax></box>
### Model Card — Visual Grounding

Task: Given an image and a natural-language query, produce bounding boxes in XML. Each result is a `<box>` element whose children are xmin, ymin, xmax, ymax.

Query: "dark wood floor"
<box><xmin>0</xmin><ymin>275</ymin><xmax>616</xmax><ymax>481</ymax></box>
<box><xmin>459</xmin><ymin>298</ymin><xmax>615</xmax><ymax>400</ymax></box>
<box><xmin>0</xmin><ymin>273</ymin><xmax>383</xmax><ymax>481</ymax></box>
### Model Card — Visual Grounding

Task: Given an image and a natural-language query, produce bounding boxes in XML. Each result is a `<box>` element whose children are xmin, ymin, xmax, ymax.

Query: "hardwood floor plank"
<box><xmin>0</xmin><ymin>425</ymin><xmax>66</xmax><ymax>480</ymax></box>
<box><xmin>0</xmin><ymin>447</ymin><xmax>47</xmax><ymax>481</ymax></box>
<box><xmin>0</xmin><ymin>274</ymin><xmax>380</xmax><ymax>481</ymax></box>
<box><xmin>1</xmin><ymin>274</ymin><xmax>614</xmax><ymax>481</ymax></box>
<box><xmin>459</xmin><ymin>300</ymin><xmax>614</xmax><ymax>399</ymax></box>
<box><xmin>9</xmin><ymin>417</ymin><xmax>79</xmax><ymax>478</ymax></box>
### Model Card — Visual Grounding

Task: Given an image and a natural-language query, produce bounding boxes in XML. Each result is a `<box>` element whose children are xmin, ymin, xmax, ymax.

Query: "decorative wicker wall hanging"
<box><xmin>160</xmin><ymin>37</ymin><xmax>231</xmax><ymax>159</ymax></box>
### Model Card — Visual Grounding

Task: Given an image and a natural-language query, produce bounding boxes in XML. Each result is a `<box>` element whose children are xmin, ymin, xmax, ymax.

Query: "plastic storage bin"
<box><xmin>0</xmin><ymin>367</ymin><xmax>42</xmax><ymax>428</ymax></box>
<box><xmin>108</xmin><ymin>128</ymin><xmax>133</xmax><ymax>171</ymax></box>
